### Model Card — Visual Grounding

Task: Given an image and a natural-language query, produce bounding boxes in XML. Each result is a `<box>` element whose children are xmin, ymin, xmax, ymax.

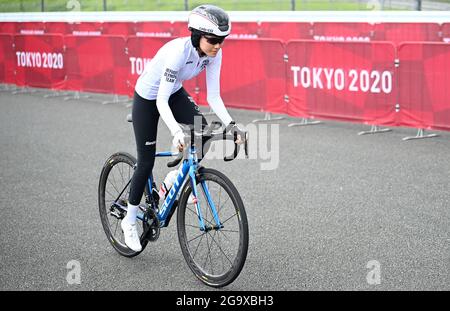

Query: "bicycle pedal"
<box><xmin>110</xmin><ymin>210</ymin><xmax>123</xmax><ymax>219</ymax></box>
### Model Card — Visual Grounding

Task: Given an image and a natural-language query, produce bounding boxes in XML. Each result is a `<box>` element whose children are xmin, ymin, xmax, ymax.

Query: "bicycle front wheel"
<box><xmin>177</xmin><ymin>167</ymin><xmax>249</xmax><ymax>287</ymax></box>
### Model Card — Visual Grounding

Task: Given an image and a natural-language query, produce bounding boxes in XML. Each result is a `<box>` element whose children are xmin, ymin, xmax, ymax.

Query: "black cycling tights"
<box><xmin>128</xmin><ymin>88</ymin><xmax>209</xmax><ymax>206</ymax></box>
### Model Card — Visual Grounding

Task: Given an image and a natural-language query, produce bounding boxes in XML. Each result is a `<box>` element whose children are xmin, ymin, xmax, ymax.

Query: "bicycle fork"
<box><xmin>189</xmin><ymin>166</ymin><xmax>223</xmax><ymax>232</ymax></box>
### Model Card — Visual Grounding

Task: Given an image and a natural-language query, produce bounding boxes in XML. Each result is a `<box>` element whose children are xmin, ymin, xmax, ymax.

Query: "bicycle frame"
<box><xmin>116</xmin><ymin>145</ymin><xmax>222</xmax><ymax>231</ymax></box>
<box><xmin>112</xmin><ymin>121</ymin><xmax>246</xmax><ymax>232</ymax></box>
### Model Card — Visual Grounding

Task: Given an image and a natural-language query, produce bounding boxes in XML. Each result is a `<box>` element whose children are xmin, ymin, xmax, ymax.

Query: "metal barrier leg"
<box><xmin>358</xmin><ymin>125</ymin><xmax>392</xmax><ymax>135</ymax></box>
<box><xmin>253</xmin><ymin>112</ymin><xmax>285</xmax><ymax>123</ymax></box>
<box><xmin>288</xmin><ymin>118</ymin><xmax>321</xmax><ymax>127</ymax></box>
<box><xmin>102</xmin><ymin>94</ymin><xmax>132</xmax><ymax>105</ymax></box>
<box><xmin>63</xmin><ymin>91</ymin><xmax>90</xmax><ymax>101</ymax></box>
<box><xmin>43</xmin><ymin>90</ymin><xmax>71</xmax><ymax>98</ymax></box>
<box><xmin>0</xmin><ymin>84</ymin><xmax>18</xmax><ymax>92</ymax></box>
<box><xmin>402</xmin><ymin>128</ymin><xmax>438</xmax><ymax>141</ymax></box>
<box><xmin>11</xmin><ymin>86</ymin><xmax>37</xmax><ymax>95</ymax></box>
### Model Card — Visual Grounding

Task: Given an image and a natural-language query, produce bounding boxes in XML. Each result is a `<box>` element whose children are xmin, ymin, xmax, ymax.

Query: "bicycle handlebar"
<box><xmin>126</xmin><ymin>115</ymin><xmax>248</xmax><ymax>167</ymax></box>
<box><xmin>167</xmin><ymin>153</ymin><xmax>183</xmax><ymax>167</ymax></box>
<box><xmin>167</xmin><ymin>122</ymin><xmax>248</xmax><ymax>168</ymax></box>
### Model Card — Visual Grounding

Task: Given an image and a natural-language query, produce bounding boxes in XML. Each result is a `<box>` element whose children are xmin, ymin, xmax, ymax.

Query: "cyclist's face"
<box><xmin>199</xmin><ymin>35</ymin><xmax>225</xmax><ymax>57</ymax></box>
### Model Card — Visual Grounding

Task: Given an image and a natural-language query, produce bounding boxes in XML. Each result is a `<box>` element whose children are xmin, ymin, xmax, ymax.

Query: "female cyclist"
<box><xmin>121</xmin><ymin>4</ymin><xmax>246</xmax><ymax>252</ymax></box>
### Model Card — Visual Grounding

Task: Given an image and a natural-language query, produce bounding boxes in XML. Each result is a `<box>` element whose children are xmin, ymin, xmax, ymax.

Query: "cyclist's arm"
<box><xmin>206</xmin><ymin>50</ymin><xmax>233</xmax><ymax>126</ymax></box>
<box><xmin>156</xmin><ymin>52</ymin><xmax>184</xmax><ymax>136</ymax></box>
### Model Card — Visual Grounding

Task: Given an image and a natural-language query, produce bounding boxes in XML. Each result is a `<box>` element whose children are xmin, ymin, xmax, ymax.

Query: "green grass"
<box><xmin>1</xmin><ymin>0</ymin><xmax>447</xmax><ymax>12</ymax></box>
<box><xmin>0</xmin><ymin>0</ymin><xmax>290</xmax><ymax>12</ymax></box>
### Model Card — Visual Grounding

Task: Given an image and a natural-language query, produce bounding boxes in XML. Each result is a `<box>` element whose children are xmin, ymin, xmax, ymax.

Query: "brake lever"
<box><xmin>244</xmin><ymin>132</ymin><xmax>249</xmax><ymax>159</ymax></box>
<box><xmin>224</xmin><ymin>132</ymin><xmax>239</xmax><ymax>162</ymax></box>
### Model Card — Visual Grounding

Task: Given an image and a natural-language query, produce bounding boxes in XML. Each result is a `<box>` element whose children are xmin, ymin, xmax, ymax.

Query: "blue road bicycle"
<box><xmin>98</xmin><ymin>119</ymin><xmax>249</xmax><ymax>287</ymax></box>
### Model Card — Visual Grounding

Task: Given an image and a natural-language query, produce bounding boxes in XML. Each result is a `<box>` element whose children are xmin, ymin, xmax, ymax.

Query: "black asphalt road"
<box><xmin>0</xmin><ymin>88</ymin><xmax>449</xmax><ymax>291</ymax></box>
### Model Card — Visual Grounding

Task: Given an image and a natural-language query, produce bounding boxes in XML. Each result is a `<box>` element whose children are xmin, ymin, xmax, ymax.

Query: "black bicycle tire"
<box><xmin>98</xmin><ymin>152</ymin><xmax>149</xmax><ymax>258</ymax></box>
<box><xmin>177</xmin><ymin>167</ymin><xmax>249</xmax><ymax>287</ymax></box>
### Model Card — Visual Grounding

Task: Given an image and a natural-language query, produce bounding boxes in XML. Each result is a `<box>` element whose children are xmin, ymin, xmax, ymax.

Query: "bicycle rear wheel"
<box><xmin>177</xmin><ymin>167</ymin><xmax>249</xmax><ymax>287</ymax></box>
<box><xmin>98</xmin><ymin>152</ymin><xmax>149</xmax><ymax>257</ymax></box>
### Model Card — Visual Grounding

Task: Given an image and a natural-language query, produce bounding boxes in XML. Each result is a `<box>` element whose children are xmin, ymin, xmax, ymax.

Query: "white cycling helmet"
<box><xmin>188</xmin><ymin>4</ymin><xmax>231</xmax><ymax>37</ymax></box>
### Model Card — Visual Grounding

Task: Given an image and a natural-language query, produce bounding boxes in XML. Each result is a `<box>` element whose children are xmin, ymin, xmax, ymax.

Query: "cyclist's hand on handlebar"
<box><xmin>172</xmin><ymin>130</ymin><xmax>185</xmax><ymax>152</ymax></box>
<box><xmin>226</xmin><ymin>121</ymin><xmax>248</xmax><ymax>145</ymax></box>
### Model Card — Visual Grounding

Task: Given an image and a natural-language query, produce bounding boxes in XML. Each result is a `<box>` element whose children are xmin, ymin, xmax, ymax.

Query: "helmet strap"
<box><xmin>196</xmin><ymin>46</ymin><xmax>207</xmax><ymax>57</ymax></box>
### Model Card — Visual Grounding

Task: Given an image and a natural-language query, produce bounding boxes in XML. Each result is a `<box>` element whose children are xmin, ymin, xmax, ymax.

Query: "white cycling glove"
<box><xmin>172</xmin><ymin>130</ymin><xmax>185</xmax><ymax>151</ymax></box>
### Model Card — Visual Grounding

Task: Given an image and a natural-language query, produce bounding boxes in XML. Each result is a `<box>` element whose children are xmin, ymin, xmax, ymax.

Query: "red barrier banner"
<box><xmin>373</xmin><ymin>22</ymin><xmax>441</xmax><ymax>45</ymax></box>
<box><xmin>286</xmin><ymin>40</ymin><xmax>396</xmax><ymax>125</ymax></box>
<box><xmin>18</xmin><ymin>22</ymin><xmax>45</xmax><ymax>35</ymax></box>
<box><xmin>102</xmin><ymin>22</ymin><xmax>136</xmax><ymax>36</ymax></box>
<box><xmin>0</xmin><ymin>34</ymin><xmax>15</xmax><ymax>84</ymax></box>
<box><xmin>44</xmin><ymin>22</ymin><xmax>72</xmax><ymax>35</ymax></box>
<box><xmin>70</xmin><ymin>22</ymin><xmax>103</xmax><ymax>36</ymax></box>
<box><xmin>13</xmin><ymin>34</ymin><xmax>65</xmax><ymax>89</ymax></box>
<box><xmin>64</xmin><ymin>35</ymin><xmax>128</xmax><ymax>94</ymax></box>
<box><xmin>259</xmin><ymin>22</ymin><xmax>313</xmax><ymax>41</ymax></box>
<box><xmin>397</xmin><ymin>43</ymin><xmax>450</xmax><ymax>131</ymax></box>
<box><xmin>135</xmin><ymin>21</ymin><xmax>174</xmax><ymax>37</ymax></box>
<box><xmin>0</xmin><ymin>22</ymin><xmax>18</xmax><ymax>34</ymax></box>
<box><xmin>125</xmin><ymin>36</ymin><xmax>173</xmax><ymax>97</ymax></box>
<box><xmin>197</xmin><ymin>39</ymin><xmax>286</xmax><ymax>113</ymax></box>
<box><xmin>442</xmin><ymin>23</ymin><xmax>450</xmax><ymax>43</ymax></box>
<box><xmin>312</xmin><ymin>22</ymin><xmax>373</xmax><ymax>42</ymax></box>
<box><xmin>228</xmin><ymin>22</ymin><xmax>260</xmax><ymax>39</ymax></box>
<box><xmin>171</xmin><ymin>22</ymin><xmax>191</xmax><ymax>37</ymax></box>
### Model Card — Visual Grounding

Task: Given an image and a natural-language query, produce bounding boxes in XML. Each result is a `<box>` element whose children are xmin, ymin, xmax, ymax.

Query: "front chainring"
<box><xmin>142</xmin><ymin>207</ymin><xmax>160</xmax><ymax>242</ymax></box>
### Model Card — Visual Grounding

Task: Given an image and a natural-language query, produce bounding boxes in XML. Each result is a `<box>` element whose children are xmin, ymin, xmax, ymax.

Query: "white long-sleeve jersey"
<box><xmin>134</xmin><ymin>37</ymin><xmax>233</xmax><ymax>136</ymax></box>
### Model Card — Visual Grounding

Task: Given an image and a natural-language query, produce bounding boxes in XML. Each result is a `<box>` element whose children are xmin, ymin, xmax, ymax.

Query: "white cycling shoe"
<box><xmin>121</xmin><ymin>220</ymin><xmax>142</xmax><ymax>252</ymax></box>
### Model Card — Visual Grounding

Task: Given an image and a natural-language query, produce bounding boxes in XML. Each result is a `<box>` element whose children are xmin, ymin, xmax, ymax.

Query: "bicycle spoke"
<box><xmin>118</xmin><ymin>163</ymin><xmax>126</xmax><ymax>184</ymax></box>
<box><xmin>113</xmin><ymin>218</ymin><xmax>119</xmax><ymax>236</ymax></box>
<box><xmin>127</xmin><ymin>165</ymin><xmax>132</xmax><ymax>196</ymax></box>
<box><xmin>220</xmin><ymin>211</ymin><xmax>238</xmax><ymax>226</ymax></box>
<box><xmin>218</xmin><ymin>228</ymin><xmax>239</xmax><ymax>233</ymax></box>
<box><xmin>185</xmin><ymin>223</ymin><xmax>201</xmax><ymax>229</ymax></box>
<box><xmin>105</xmin><ymin>188</ymin><xmax>118</xmax><ymax>201</ymax></box>
<box><xmin>217</xmin><ymin>227</ymin><xmax>233</xmax><ymax>243</ymax></box>
<box><xmin>209</xmin><ymin>230</ymin><xmax>219</xmax><ymax>274</ymax></box>
<box><xmin>217</xmin><ymin>230</ymin><xmax>225</xmax><ymax>272</ymax></box>
<box><xmin>106</xmin><ymin>177</ymin><xmax>122</xmax><ymax>197</ymax></box>
<box><xmin>187</xmin><ymin>231</ymin><xmax>206</xmax><ymax>244</ymax></box>
<box><xmin>186</xmin><ymin>205</ymin><xmax>215</xmax><ymax>227</ymax></box>
<box><xmin>110</xmin><ymin>167</ymin><xmax>119</xmax><ymax>191</ymax></box>
<box><xmin>216</xmin><ymin>196</ymin><xmax>231</xmax><ymax>215</ymax></box>
<box><xmin>208</xmin><ymin>231</ymin><xmax>234</xmax><ymax>267</ymax></box>
<box><xmin>203</xmin><ymin>231</ymin><xmax>214</xmax><ymax>273</ymax></box>
<box><xmin>191</xmin><ymin>232</ymin><xmax>206</xmax><ymax>261</ymax></box>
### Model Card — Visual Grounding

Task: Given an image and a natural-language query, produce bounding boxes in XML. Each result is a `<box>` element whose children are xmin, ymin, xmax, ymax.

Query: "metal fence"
<box><xmin>1</xmin><ymin>0</ymin><xmax>449</xmax><ymax>12</ymax></box>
